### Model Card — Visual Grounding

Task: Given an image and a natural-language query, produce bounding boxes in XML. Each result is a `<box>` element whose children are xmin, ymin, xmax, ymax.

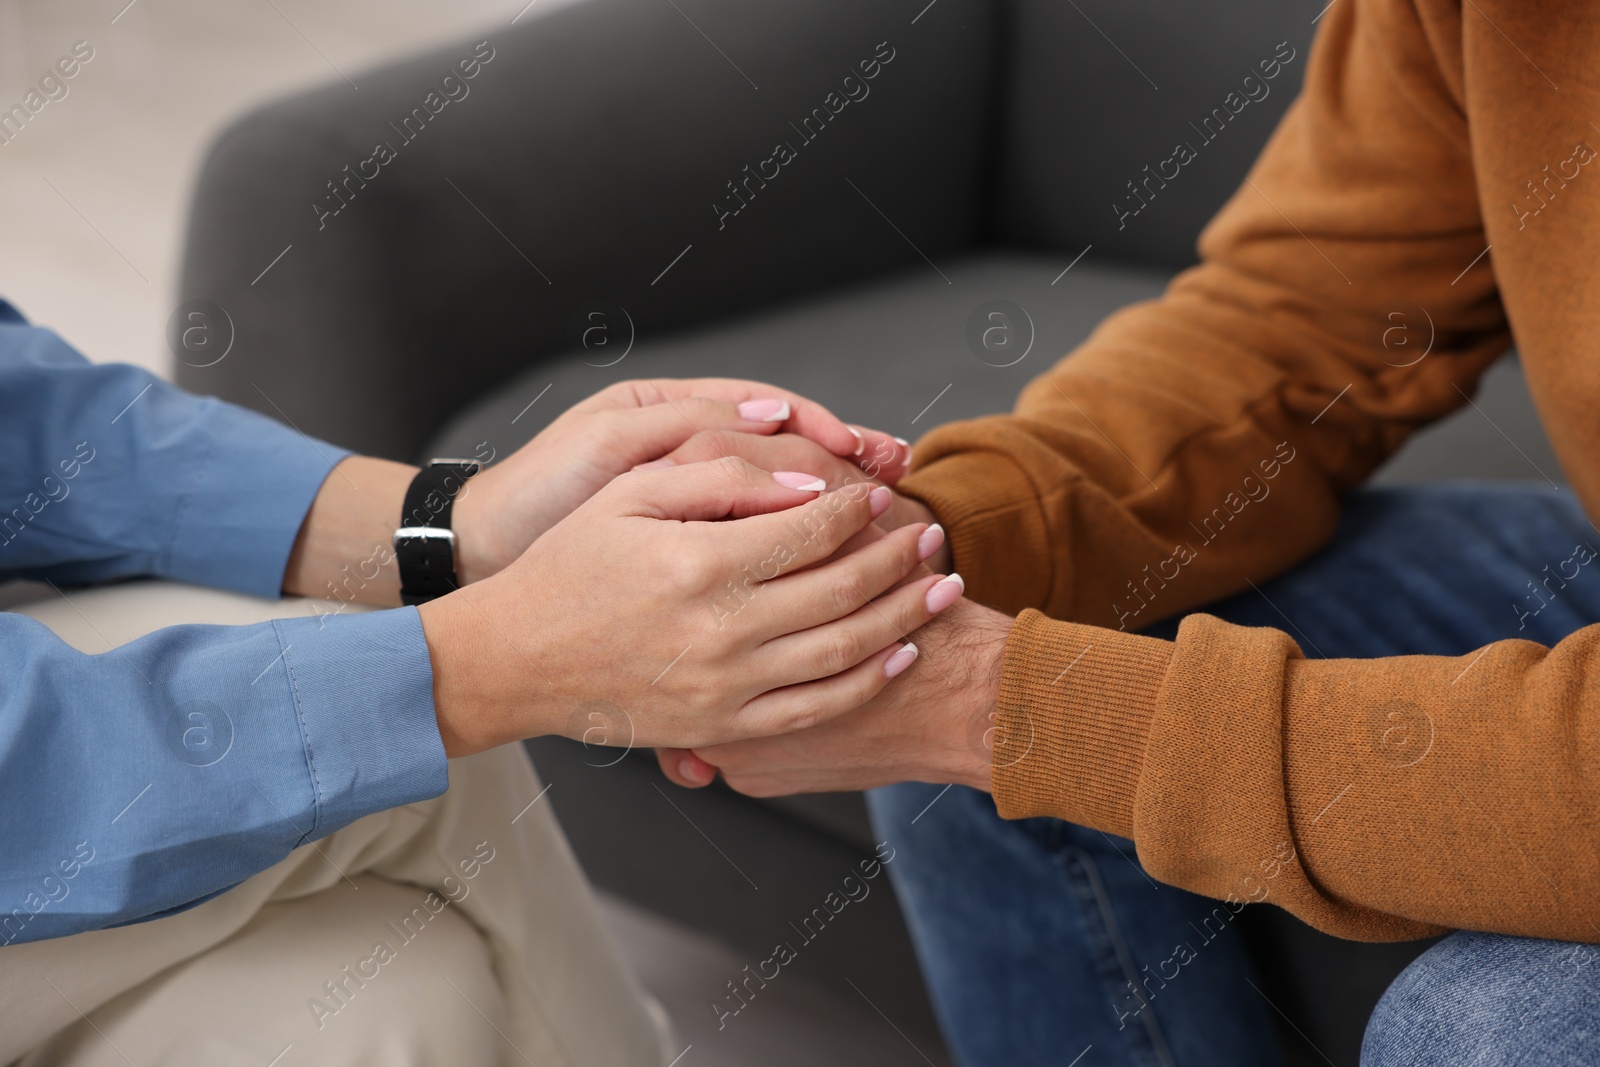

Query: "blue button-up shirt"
<box><xmin>0</xmin><ymin>299</ymin><xmax>448</xmax><ymax>947</ymax></box>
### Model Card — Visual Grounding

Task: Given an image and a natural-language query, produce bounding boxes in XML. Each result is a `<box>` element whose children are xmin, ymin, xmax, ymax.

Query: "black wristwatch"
<box><xmin>394</xmin><ymin>459</ymin><xmax>481</xmax><ymax>606</ymax></box>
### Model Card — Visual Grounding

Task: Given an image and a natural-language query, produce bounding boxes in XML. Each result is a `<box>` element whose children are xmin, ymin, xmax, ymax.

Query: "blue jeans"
<box><xmin>870</xmin><ymin>484</ymin><xmax>1600</xmax><ymax>1067</ymax></box>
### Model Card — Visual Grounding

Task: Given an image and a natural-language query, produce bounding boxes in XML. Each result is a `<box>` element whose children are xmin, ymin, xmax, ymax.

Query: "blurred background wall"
<box><xmin>0</xmin><ymin>0</ymin><xmax>573</xmax><ymax>376</ymax></box>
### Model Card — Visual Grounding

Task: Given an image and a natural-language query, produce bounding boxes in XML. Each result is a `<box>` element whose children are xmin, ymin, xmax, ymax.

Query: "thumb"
<box><xmin>617</xmin><ymin>456</ymin><xmax>827</xmax><ymax>522</ymax></box>
<box><xmin>656</xmin><ymin>747</ymin><xmax>716</xmax><ymax>788</ymax></box>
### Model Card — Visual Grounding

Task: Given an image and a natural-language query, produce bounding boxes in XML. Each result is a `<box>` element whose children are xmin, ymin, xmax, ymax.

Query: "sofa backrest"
<box><xmin>176</xmin><ymin>0</ymin><xmax>998</xmax><ymax>461</ymax></box>
<box><xmin>991</xmin><ymin>0</ymin><xmax>1319</xmax><ymax>269</ymax></box>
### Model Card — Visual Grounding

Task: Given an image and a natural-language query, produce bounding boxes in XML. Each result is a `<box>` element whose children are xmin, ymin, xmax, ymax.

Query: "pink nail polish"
<box><xmin>848</xmin><ymin>426</ymin><xmax>866</xmax><ymax>456</ymax></box>
<box><xmin>633</xmin><ymin>457</ymin><xmax>675</xmax><ymax>471</ymax></box>
<box><xmin>772</xmin><ymin>471</ymin><xmax>827</xmax><ymax>491</ymax></box>
<box><xmin>917</xmin><ymin>523</ymin><xmax>945</xmax><ymax>561</ymax></box>
<box><xmin>924</xmin><ymin>573</ymin><xmax>965</xmax><ymax>614</ymax></box>
<box><xmin>869</xmin><ymin>485</ymin><xmax>893</xmax><ymax>518</ymax></box>
<box><xmin>895</xmin><ymin>437</ymin><xmax>913</xmax><ymax>468</ymax></box>
<box><xmin>739</xmin><ymin>398</ymin><xmax>791</xmax><ymax>422</ymax></box>
<box><xmin>884</xmin><ymin>643</ymin><xmax>919</xmax><ymax>678</ymax></box>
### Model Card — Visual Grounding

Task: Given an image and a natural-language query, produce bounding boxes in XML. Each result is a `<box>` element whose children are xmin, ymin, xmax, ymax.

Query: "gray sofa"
<box><xmin>174</xmin><ymin>1</ymin><xmax>1561</xmax><ymax>1063</ymax></box>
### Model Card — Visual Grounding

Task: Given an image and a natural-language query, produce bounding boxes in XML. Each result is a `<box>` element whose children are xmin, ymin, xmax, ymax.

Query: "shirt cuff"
<box><xmin>166</xmin><ymin>398</ymin><xmax>351</xmax><ymax>599</ymax></box>
<box><xmin>270</xmin><ymin>607</ymin><xmax>448</xmax><ymax>839</ymax></box>
<box><xmin>991</xmin><ymin>609</ymin><xmax>1173</xmax><ymax>836</ymax></box>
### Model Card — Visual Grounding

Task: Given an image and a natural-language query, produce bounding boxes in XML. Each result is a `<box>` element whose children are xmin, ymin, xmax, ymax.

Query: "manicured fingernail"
<box><xmin>848</xmin><ymin>426</ymin><xmax>865</xmax><ymax>455</ymax></box>
<box><xmin>868</xmin><ymin>485</ymin><xmax>893</xmax><ymax>518</ymax></box>
<box><xmin>632</xmin><ymin>457</ymin><xmax>675</xmax><ymax>471</ymax></box>
<box><xmin>925</xmin><ymin>573</ymin><xmax>965</xmax><ymax>613</ymax></box>
<box><xmin>884</xmin><ymin>643</ymin><xmax>919</xmax><ymax>678</ymax></box>
<box><xmin>679</xmin><ymin>755</ymin><xmax>709</xmax><ymax>784</ymax></box>
<box><xmin>917</xmin><ymin>523</ymin><xmax>945</xmax><ymax>561</ymax></box>
<box><xmin>772</xmin><ymin>471</ymin><xmax>827</xmax><ymax>491</ymax></box>
<box><xmin>895</xmin><ymin>437</ymin><xmax>913</xmax><ymax>468</ymax></box>
<box><xmin>739</xmin><ymin>398</ymin><xmax>791</xmax><ymax>422</ymax></box>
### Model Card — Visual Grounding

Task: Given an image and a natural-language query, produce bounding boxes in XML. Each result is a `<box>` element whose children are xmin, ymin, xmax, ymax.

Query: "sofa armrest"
<box><xmin>176</xmin><ymin>0</ymin><xmax>996</xmax><ymax>459</ymax></box>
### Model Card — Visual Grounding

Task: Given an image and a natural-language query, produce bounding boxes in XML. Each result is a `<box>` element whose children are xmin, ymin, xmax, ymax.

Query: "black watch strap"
<box><xmin>394</xmin><ymin>460</ymin><xmax>480</xmax><ymax>606</ymax></box>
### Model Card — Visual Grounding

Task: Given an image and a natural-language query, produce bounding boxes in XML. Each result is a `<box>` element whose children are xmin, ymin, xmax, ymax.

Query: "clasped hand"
<box><xmin>416</xmin><ymin>379</ymin><xmax>963</xmax><ymax>759</ymax></box>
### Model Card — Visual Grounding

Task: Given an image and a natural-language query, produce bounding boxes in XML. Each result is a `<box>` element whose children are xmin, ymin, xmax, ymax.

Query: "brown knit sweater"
<box><xmin>899</xmin><ymin>0</ymin><xmax>1600</xmax><ymax>943</ymax></box>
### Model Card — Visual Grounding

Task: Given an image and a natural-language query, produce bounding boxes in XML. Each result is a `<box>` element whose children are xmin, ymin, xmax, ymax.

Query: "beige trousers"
<box><xmin>0</xmin><ymin>582</ymin><xmax>672</xmax><ymax>1067</ymax></box>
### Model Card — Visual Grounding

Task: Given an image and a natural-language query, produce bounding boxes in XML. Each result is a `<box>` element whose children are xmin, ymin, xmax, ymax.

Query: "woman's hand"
<box><xmin>418</xmin><ymin>457</ymin><xmax>960</xmax><ymax>758</ymax></box>
<box><xmin>453</xmin><ymin>379</ymin><xmax>911</xmax><ymax>584</ymax></box>
<box><xmin>656</xmin><ymin>599</ymin><xmax>1014</xmax><ymax>796</ymax></box>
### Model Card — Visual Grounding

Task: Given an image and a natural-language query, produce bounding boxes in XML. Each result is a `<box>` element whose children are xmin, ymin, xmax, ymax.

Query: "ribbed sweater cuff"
<box><xmin>991</xmin><ymin>609</ymin><xmax>1173</xmax><ymax>837</ymax></box>
<box><xmin>898</xmin><ymin>452</ymin><xmax>1054</xmax><ymax>615</ymax></box>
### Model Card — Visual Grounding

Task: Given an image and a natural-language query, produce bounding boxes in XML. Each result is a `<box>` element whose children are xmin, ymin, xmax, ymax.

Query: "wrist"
<box><xmin>906</xmin><ymin>601</ymin><xmax>1012</xmax><ymax>791</ymax></box>
<box><xmin>284</xmin><ymin>456</ymin><xmax>415</xmax><ymax>606</ymax></box>
<box><xmin>417</xmin><ymin>582</ymin><xmax>558</xmax><ymax>757</ymax></box>
<box><xmin>449</xmin><ymin>464</ymin><xmax>562</xmax><ymax>586</ymax></box>
<box><xmin>448</xmin><ymin>482</ymin><xmax>500</xmax><ymax>586</ymax></box>
<box><xmin>954</xmin><ymin>608</ymin><xmax>1011</xmax><ymax>791</ymax></box>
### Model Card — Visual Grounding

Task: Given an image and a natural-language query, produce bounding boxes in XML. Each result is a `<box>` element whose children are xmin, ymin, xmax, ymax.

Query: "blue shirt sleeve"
<box><xmin>0</xmin><ymin>298</ymin><xmax>349</xmax><ymax>597</ymax></box>
<box><xmin>0</xmin><ymin>607</ymin><xmax>448</xmax><ymax>946</ymax></box>
<box><xmin>0</xmin><ymin>299</ymin><xmax>449</xmax><ymax>944</ymax></box>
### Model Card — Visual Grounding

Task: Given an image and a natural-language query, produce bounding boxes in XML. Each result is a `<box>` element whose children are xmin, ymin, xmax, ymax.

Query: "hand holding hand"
<box><xmin>454</xmin><ymin>379</ymin><xmax>912</xmax><ymax>583</ymax></box>
<box><xmin>656</xmin><ymin>599</ymin><xmax>1014</xmax><ymax>795</ymax></box>
<box><xmin>419</xmin><ymin>457</ymin><xmax>960</xmax><ymax>758</ymax></box>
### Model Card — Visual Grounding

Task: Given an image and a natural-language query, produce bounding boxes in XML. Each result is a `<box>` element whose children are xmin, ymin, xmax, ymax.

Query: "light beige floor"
<box><xmin>0</xmin><ymin>0</ymin><xmax>566</xmax><ymax>378</ymax></box>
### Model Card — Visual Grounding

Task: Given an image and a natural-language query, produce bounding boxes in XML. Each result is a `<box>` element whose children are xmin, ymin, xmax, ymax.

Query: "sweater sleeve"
<box><xmin>995</xmin><ymin>609</ymin><xmax>1600</xmax><ymax>944</ymax></box>
<box><xmin>900</xmin><ymin>0</ymin><xmax>1573</xmax><ymax>941</ymax></box>
<box><xmin>898</xmin><ymin>0</ymin><xmax>1508</xmax><ymax>630</ymax></box>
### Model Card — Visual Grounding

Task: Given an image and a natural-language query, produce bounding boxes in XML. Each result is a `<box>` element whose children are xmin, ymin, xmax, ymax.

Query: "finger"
<box><xmin>754</xmin><ymin>521</ymin><xmax>936</xmax><ymax>636</ymax></box>
<box><xmin>617</xmin><ymin>455</ymin><xmax>829</xmax><ymax>521</ymax></box>
<box><xmin>651</xmin><ymin>430</ymin><xmax>882</xmax><ymax>490</ymax></box>
<box><xmin>630</xmin><ymin>378</ymin><xmax>864</xmax><ymax>459</ymax></box>
<box><xmin>703</xmin><ymin>480</ymin><xmax>897</xmax><ymax>572</ymax></box>
<box><xmin>849</xmin><ymin>427</ymin><xmax>912</xmax><ymax>484</ymax></box>
<box><xmin>655</xmin><ymin>747</ymin><xmax>716</xmax><ymax>788</ymax></box>
<box><xmin>600</xmin><ymin>397</ymin><xmax>792</xmax><ymax>470</ymax></box>
<box><xmin>761</xmin><ymin>572</ymin><xmax>961</xmax><ymax>690</ymax></box>
<box><xmin>734</xmin><ymin>642</ymin><xmax>913</xmax><ymax>739</ymax></box>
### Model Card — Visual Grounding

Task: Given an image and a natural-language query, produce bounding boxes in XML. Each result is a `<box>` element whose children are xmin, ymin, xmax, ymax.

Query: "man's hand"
<box><xmin>454</xmin><ymin>379</ymin><xmax>911</xmax><ymax>583</ymax></box>
<box><xmin>657</xmin><ymin>599</ymin><xmax>1014</xmax><ymax>795</ymax></box>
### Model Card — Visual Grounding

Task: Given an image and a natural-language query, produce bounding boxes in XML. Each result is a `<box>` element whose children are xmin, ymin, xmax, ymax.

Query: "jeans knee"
<box><xmin>1362</xmin><ymin>931</ymin><xmax>1600</xmax><ymax>1067</ymax></box>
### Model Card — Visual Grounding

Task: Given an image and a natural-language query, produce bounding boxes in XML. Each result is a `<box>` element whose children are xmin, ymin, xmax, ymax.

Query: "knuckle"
<box><xmin>666</xmin><ymin>550</ymin><xmax>715</xmax><ymax>593</ymax></box>
<box><xmin>783</xmin><ymin>702</ymin><xmax>822</xmax><ymax>733</ymax></box>
<box><xmin>815</xmin><ymin>506</ymin><xmax>853</xmax><ymax>550</ymax></box>
<box><xmin>819</xmin><ymin>629</ymin><xmax>863</xmax><ymax>675</ymax></box>
<box><xmin>895</xmin><ymin>532</ymin><xmax>920</xmax><ymax>575</ymax></box>
<box><xmin>610</xmin><ymin>379</ymin><xmax>647</xmax><ymax>403</ymax></box>
<box><xmin>829</xmin><ymin>573</ymin><xmax>865</xmax><ymax>617</ymax></box>
<box><xmin>715</xmin><ymin>454</ymin><xmax>750</xmax><ymax>481</ymax></box>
